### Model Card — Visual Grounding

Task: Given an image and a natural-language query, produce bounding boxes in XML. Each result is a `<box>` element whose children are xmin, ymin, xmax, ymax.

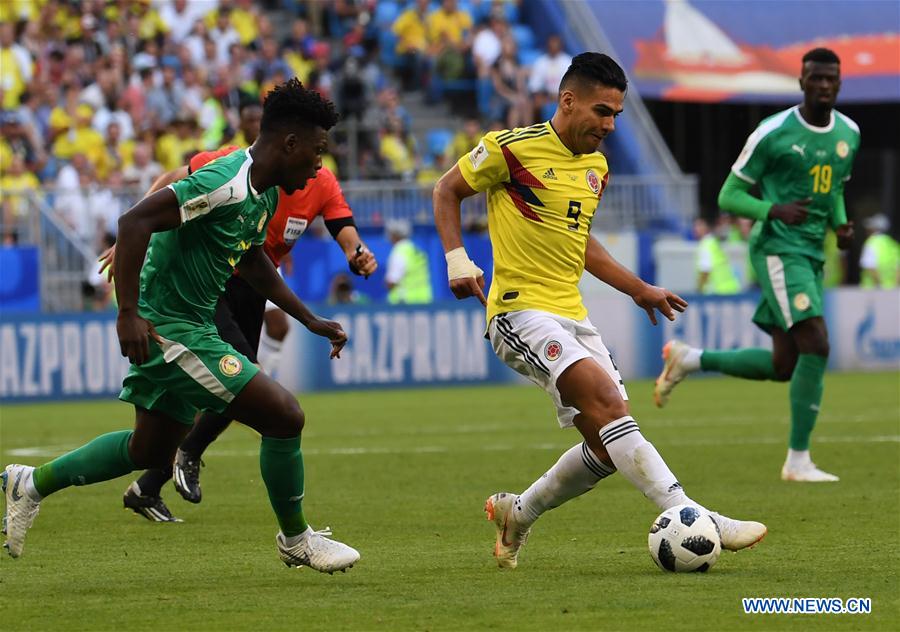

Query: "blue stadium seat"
<box><xmin>518</xmin><ymin>47</ymin><xmax>541</xmax><ymax>67</ymax></box>
<box><xmin>540</xmin><ymin>102</ymin><xmax>555</xmax><ymax>121</ymax></box>
<box><xmin>510</xmin><ymin>24</ymin><xmax>535</xmax><ymax>51</ymax></box>
<box><xmin>426</xmin><ymin>128</ymin><xmax>454</xmax><ymax>158</ymax></box>
<box><xmin>379</xmin><ymin>30</ymin><xmax>400</xmax><ymax>67</ymax></box>
<box><xmin>374</xmin><ymin>1</ymin><xmax>401</xmax><ymax>27</ymax></box>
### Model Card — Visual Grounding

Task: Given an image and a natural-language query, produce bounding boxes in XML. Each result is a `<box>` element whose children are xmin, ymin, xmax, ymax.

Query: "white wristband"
<box><xmin>445</xmin><ymin>247</ymin><xmax>483</xmax><ymax>281</ymax></box>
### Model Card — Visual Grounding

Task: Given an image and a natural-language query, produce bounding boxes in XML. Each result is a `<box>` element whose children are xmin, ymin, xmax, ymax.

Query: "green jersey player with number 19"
<box><xmin>434</xmin><ymin>52</ymin><xmax>766</xmax><ymax>570</ymax></box>
<box><xmin>2</xmin><ymin>79</ymin><xmax>360</xmax><ymax>573</ymax></box>
<box><xmin>655</xmin><ymin>48</ymin><xmax>859</xmax><ymax>483</ymax></box>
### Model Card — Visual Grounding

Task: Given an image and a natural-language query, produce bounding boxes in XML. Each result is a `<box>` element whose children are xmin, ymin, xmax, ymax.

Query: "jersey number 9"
<box><xmin>567</xmin><ymin>200</ymin><xmax>582</xmax><ymax>231</ymax></box>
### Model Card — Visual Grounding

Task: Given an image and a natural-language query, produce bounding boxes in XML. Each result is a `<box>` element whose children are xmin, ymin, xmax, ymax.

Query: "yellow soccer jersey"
<box><xmin>457</xmin><ymin>121</ymin><xmax>610</xmax><ymax>324</ymax></box>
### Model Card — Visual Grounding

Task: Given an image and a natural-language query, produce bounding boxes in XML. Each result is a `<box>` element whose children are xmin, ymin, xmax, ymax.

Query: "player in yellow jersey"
<box><xmin>433</xmin><ymin>52</ymin><xmax>767</xmax><ymax>569</ymax></box>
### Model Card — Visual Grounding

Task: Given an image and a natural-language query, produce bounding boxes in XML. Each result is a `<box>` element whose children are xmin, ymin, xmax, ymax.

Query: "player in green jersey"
<box><xmin>2</xmin><ymin>79</ymin><xmax>361</xmax><ymax>572</ymax></box>
<box><xmin>655</xmin><ymin>48</ymin><xmax>859</xmax><ymax>483</ymax></box>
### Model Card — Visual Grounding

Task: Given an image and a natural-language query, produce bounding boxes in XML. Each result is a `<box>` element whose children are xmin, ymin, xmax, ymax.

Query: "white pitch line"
<box><xmin>5</xmin><ymin>435</ymin><xmax>898</xmax><ymax>459</ymax></box>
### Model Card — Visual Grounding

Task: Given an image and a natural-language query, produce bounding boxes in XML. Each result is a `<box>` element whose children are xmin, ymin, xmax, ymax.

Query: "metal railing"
<box><xmin>6</xmin><ymin>192</ymin><xmax>98</xmax><ymax>312</ymax></box>
<box><xmin>10</xmin><ymin>174</ymin><xmax>697</xmax><ymax>312</ymax></box>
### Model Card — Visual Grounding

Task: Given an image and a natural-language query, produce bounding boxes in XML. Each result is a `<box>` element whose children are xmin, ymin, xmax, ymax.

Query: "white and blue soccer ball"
<box><xmin>648</xmin><ymin>504</ymin><xmax>722</xmax><ymax>572</ymax></box>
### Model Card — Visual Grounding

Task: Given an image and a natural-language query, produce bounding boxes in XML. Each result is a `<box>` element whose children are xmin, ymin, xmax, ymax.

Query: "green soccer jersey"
<box><xmin>732</xmin><ymin>105</ymin><xmax>860</xmax><ymax>261</ymax></box>
<box><xmin>138</xmin><ymin>149</ymin><xmax>278</xmax><ymax>324</ymax></box>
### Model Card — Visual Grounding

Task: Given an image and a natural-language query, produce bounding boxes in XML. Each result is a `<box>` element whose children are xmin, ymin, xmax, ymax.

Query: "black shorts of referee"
<box><xmin>213</xmin><ymin>274</ymin><xmax>267</xmax><ymax>363</ymax></box>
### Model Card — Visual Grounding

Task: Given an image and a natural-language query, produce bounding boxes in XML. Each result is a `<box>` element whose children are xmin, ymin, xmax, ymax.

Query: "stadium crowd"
<box><xmin>0</xmin><ymin>0</ymin><xmax>569</xmax><ymax>247</ymax></box>
<box><xmin>0</xmin><ymin>0</ymin><xmax>895</xmax><ymax>307</ymax></box>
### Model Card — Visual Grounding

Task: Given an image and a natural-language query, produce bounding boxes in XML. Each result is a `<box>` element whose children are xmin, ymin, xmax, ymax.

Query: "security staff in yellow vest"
<box><xmin>860</xmin><ymin>214</ymin><xmax>899</xmax><ymax>289</ymax></box>
<box><xmin>694</xmin><ymin>217</ymin><xmax>741</xmax><ymax>295</ymax></box>
<box><xmin>385</xmin><ymin>219</ymin><xmax>433</xmax><ymax>304</ymax></box>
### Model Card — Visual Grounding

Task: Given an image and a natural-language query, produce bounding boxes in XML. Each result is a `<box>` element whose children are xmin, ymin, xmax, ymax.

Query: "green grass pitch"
<box><xmin>1</xmin><ymin>372</ymin><xmax>898</xmax><ymax>630</ymax></box>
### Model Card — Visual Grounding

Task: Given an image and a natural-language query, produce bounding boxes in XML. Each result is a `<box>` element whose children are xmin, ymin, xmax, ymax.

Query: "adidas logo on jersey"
<box><xmin>541</xmin><ymin>168</ymin><xmax>557</xmax><ymax>180</ymax></box>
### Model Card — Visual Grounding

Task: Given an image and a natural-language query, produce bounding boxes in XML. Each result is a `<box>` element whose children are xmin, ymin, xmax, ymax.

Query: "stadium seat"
<box><xmin>476</xmin><ymin>77</ymin><xmax>494</xmax><ymax>117</ymax></box>
<box><xmin>426</xmin><ymin>128</ymin><xmax>454</xmax><ymax>159</ymax></box>
<box><xmin>379</xmin><ymin>31</ymin><xmax>400</xmax><ymax>67</ymax></box>
<box><xmin>374</xmin><ymin>1</ymin><xmax>401</xmax><ymax>27</ymax></box>
<box><xmin>510</xmin><ymin>25</ymin><xmax>536</xmax><ymax>52</ymax></box>
<box><xmin>518</xmin><ymin>47</ymin><xmax>541</xmax><ymax>67</ymax></box>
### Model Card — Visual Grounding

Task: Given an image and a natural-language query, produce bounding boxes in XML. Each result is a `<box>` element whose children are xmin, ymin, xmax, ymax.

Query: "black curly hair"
<box><xmin>559</xmin><ymin>52</ymin><xmax>627</xmax><ymax>94</ymax></box>
<box><xmin>802</xmin><ymin>47</ymin><xmax>840</xmax><ymax>66</ymax></box>
<box><xmin>260</xmin><ymin>77</ymin><xmax>339</xmax><ymax>135</ymax></box>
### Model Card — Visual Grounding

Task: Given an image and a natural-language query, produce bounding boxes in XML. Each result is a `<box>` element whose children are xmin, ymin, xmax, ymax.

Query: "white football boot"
<box><xmin>781</xmin><ymin>462</ymin><xmax>839</xmax><ymax>482</ymax></box>
<box><xmin>654</xmin><ymin>340</ymin><xmax>696</xmax><ymax>408</ymax></box>
<box><xmin>709</xmin><ymin>512</ymin><xmax>767</xmax><ymax>551</ymax></box>
<box><xmin>276</xmin><ymin>526</ymin><xmax>360</xmax><ymax>573</ymax></box>
<box><xmin>2</xmin><ymin>464</ymin><xmax>41</xmax><ymax>559</ymax></box>
<box><xmin>484</xmin><ymin>492</ymin><xmax>531</xmax><ymax>569</ymax></box>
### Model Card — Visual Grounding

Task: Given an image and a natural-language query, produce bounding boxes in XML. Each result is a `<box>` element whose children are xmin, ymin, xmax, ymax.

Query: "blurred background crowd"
<box><xmin>0</xmin><ymin>0</ymin><xmax>896</xmax><ymax>313</ymax></box>
<box><xmin>0</xmin><ymin>0</ymin><xmax>568</xmax><ymax>247</ymax></box>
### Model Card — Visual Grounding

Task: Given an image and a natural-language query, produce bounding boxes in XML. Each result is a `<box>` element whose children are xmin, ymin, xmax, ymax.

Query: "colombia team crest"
<box><xmin>219</xmin><ymin>354</ymin><xmax>243</xmax><ymax>376</ymax></box>
<box><xmin>586</xmin><ymin>169</ymin><xmax>601</xmax><ymax>195</ymax></box>
<box><xmin>544</xmin><ymin>340</ymin><xmax>563</xmax><ymax>361</ymax></box>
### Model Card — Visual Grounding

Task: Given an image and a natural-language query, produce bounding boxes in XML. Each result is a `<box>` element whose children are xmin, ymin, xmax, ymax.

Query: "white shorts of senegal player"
<box><xmin>488</xmin><ymin>309</ymin><xmax>628</xmax><ymax>428</ymax></box>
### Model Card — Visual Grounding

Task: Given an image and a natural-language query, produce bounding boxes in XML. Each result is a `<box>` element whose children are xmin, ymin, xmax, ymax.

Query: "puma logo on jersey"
<box><xmin>541</xmin><ymin>168</ymin><xmax>557</xmax><ymax>180</ymax></box>
<box><xmin>791</xmin><ymin>144</ymin><xmax>806</xmax><ymax>157</ymax></box>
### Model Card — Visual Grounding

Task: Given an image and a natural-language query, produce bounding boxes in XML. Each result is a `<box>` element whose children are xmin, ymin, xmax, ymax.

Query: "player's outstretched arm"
<box><xmin>433</xmin><ymin>165</ymin><xmax>486</xmax><ymax>305</ymax></box>
<box><xmin>237</xmin><ymin>245</ymin><xmax>347</xmax><ymax>358</ymax></box>
<box><xmin>585</xmin><ymin>236</ymin><xmax>687</xmax><ymax>325</ymax></box>
<box><xmin>114</xmin><ymin>188</ymin><xmax>183</xmax><ymax>364</ymax></box>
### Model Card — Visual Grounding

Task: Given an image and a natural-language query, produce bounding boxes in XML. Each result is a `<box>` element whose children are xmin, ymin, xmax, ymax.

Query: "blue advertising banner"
<box><xmin>0</xmin><ymin>312</ymin><xmax>128</xmax><ymax>402</ymax></box>
<box><xmin>1</xmin><ymin>290</ymin><xmax>895</xmax><ymax>403</ymax></box>
<box><xmin>0</xmin><ymin>246</ymin><xmax>40</xmax><ymax>313</ymax></box>
<box><xmin>284</xmin><ymin>302</ymin><xmax>518</xmax><ymax>391</ymax></box>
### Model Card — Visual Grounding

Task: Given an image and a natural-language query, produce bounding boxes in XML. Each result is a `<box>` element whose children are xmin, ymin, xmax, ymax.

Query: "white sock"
<box><xmin>23</xmin><ymin>467</ymin><xmax>42</xmax><ymax>502</ymax></box>
<box><xmin>785</xmin><ymin>449</ymin><xmax>811</xmax><ymax>468</ymax></box>
<box><xmin>282</xmin><ymin>526</ymin><xmax>312</xmax><ymax>548</ymax></box>
<box><xmin>515</xmin><ymin>442</ymin><xmax>615</xmax><ymax>526</ymax></box>
<box><xmin>599</xmin><ymin>416</ymin><xmax>701</xmax><ymax>511</ymax></box>
<box><xmin>683</xmin><ymin>347</ymin><xmax>702</xmax><ymax>372</ymax></box>
<box><xmin>257</xmin><ymin>331</ymin><xmax>284</xmax><ymax>377</ymax></box>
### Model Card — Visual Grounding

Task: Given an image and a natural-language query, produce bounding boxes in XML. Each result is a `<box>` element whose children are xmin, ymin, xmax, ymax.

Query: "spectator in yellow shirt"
<box><xmin>155</xmin><ymin>113</ymin><xmax>203</xmax><ymax>171</ymax></box>
<box><xmin>393</xmin><ymin>0</ymin><xmax>430</xmax><ymax>90</ymax></box>
<box><xmin>0</xmin><ymin>155</ymin><xmax>40</xmax><ymax>243</ymax></box>
<box><xmin>427</xmin><ymin>0</ymin><xmax>473</xmax><ymax>82</ymax></box>
<box><xmin>427</xmin><ymin>0</ymin><xmax>473</xmax><ymax>50</ymax></box>
<box><xmin>379</xmin><ymin>116</ymin><xmax>417</xmax><ymax>181</ymax></box>
<box><xmin>52</xmin><ymin>104</ymin><xmax>105</xmax><ymax>170</ymax></box>
<box><xmin>1</xmin><ymin>21</ymin><xmax>34</xmax><ymax>110</ymax></box>
<box><xmin>445</xmin><ymin>117</ymin><xmax>483</xmax><ymax>164</ymax></box>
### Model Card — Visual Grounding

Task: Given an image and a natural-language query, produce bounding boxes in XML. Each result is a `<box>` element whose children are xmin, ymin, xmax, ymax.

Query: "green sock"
<box><xmin>260</xmin><ymin>435</ymin><xmax>308</xmax><ymax>537</ymax></box>
<box><xmin>32</xmin><ymin>430</ymin><xmax>135</xmax><ymax>497</ymax></box>
<box><xmin>789</xmin><ymin>354</ymin><xmax>827</xmax><ymax>450</ymax></box>
<box><xmin>700</xmin><ymin>348</ymin><xmax>777</xmax><ymax>380</ymax></box>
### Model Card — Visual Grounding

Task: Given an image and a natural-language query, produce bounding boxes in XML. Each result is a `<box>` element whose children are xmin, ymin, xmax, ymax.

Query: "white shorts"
<box><xmin>488</xmin><ymin>310</ymin><xmax>628</xmax><ymax>428</ymax></box>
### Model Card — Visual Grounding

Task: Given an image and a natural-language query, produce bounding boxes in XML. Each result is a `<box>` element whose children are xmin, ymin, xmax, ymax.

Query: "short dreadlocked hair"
<box><xmin>260</xmin><ymin>77</ymin><xmax>339</xmax><ymax>135</ymax></box>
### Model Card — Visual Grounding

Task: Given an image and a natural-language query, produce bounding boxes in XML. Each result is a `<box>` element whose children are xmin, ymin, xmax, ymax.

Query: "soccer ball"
<box><xmin>648</xmin><ymin>504</ymin><xmax>722</xmax><ymax>572</ymax></box>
